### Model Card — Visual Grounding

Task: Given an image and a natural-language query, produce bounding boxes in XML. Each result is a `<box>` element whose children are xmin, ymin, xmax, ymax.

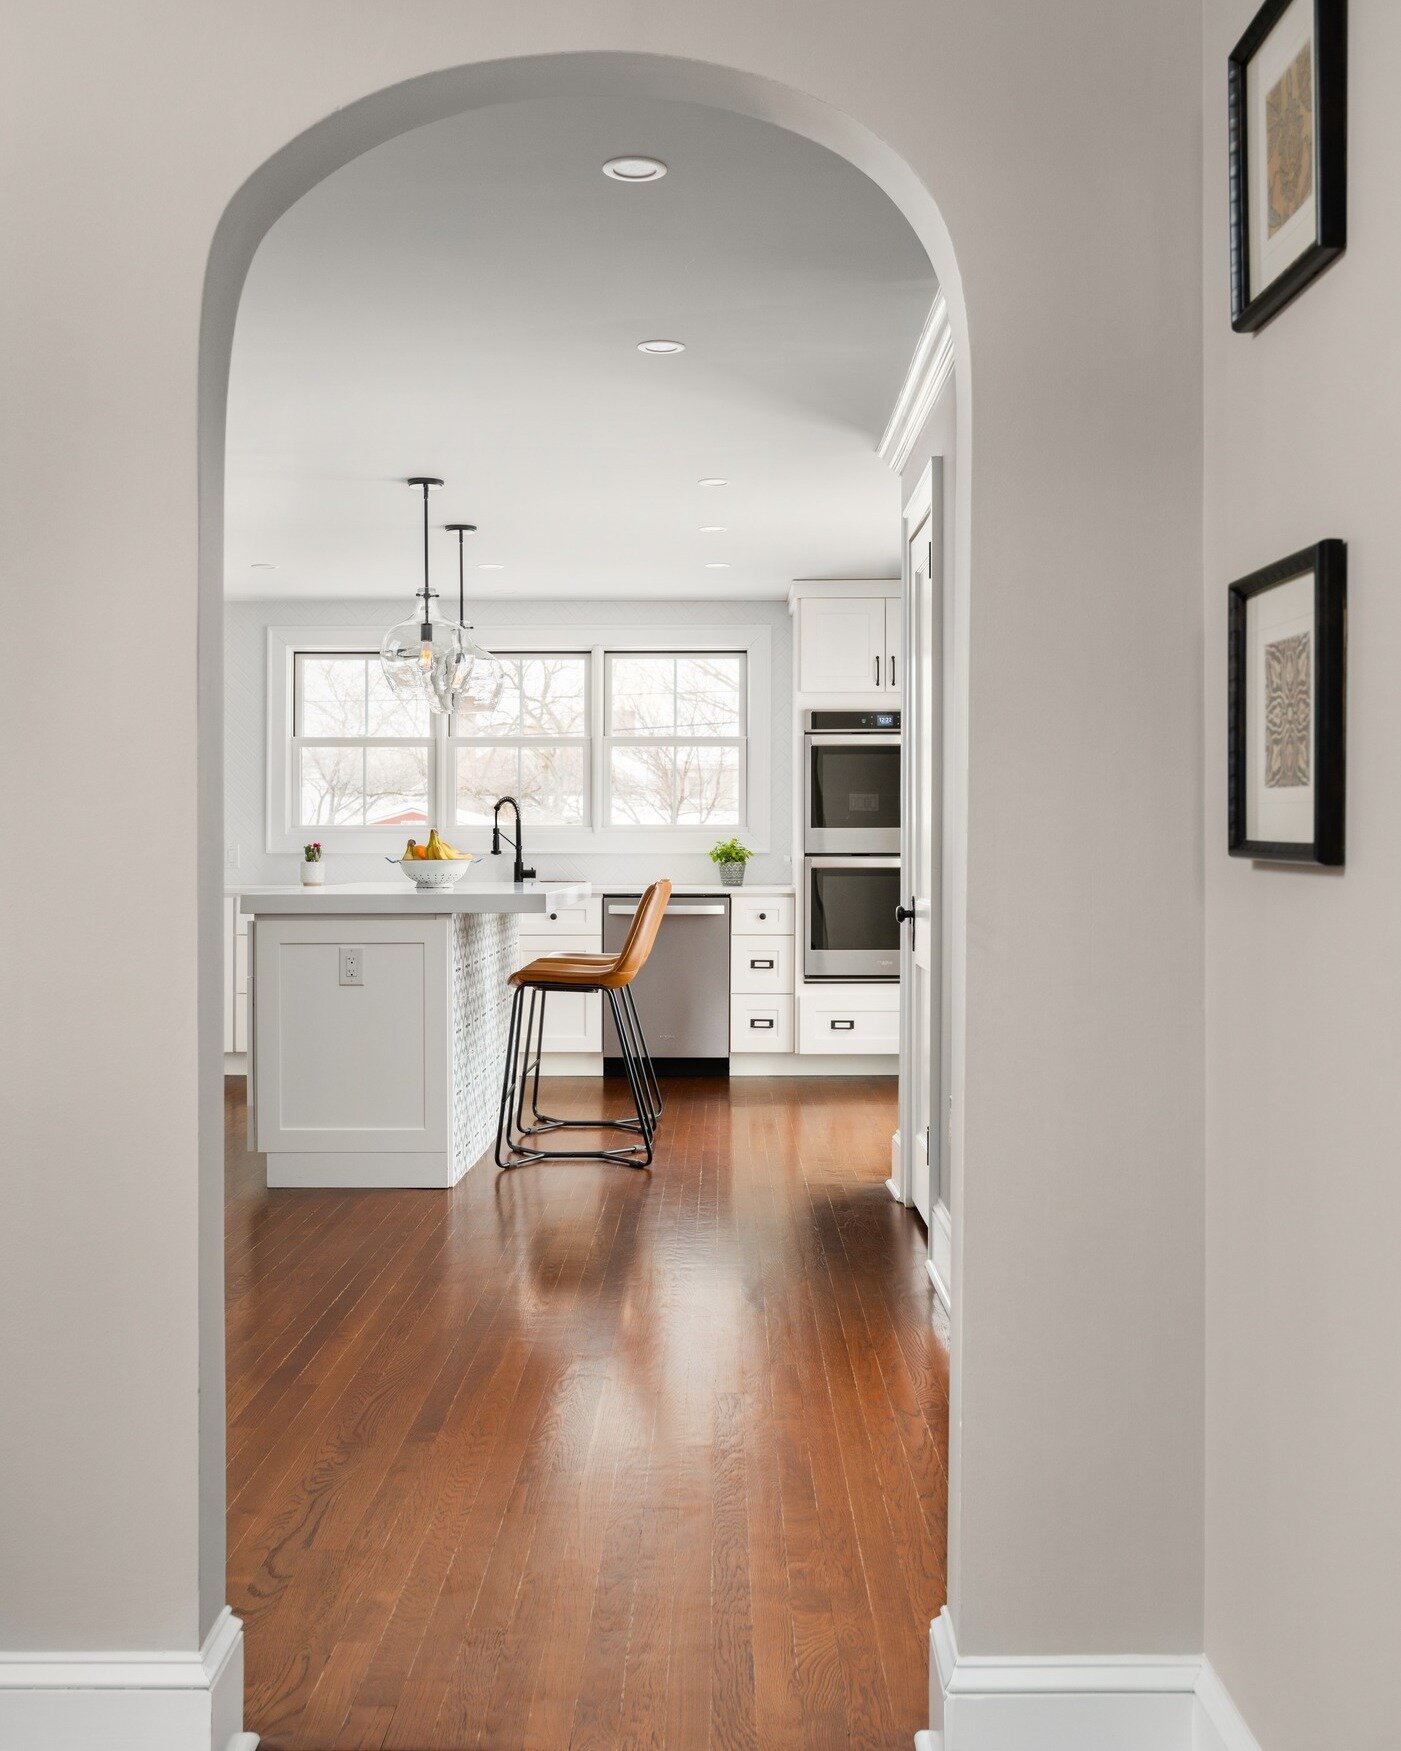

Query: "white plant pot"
<box><xmin>300</xmin><ymin>862</ymin><xmax>325</xmax><ymax>885</ymax></box>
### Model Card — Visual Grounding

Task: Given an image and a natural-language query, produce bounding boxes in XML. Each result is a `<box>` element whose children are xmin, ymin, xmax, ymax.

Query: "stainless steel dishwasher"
<box><xmin>602</xmin><ymin>892</ymin><xmax>731</xmax><ymax>1077</ymax></box>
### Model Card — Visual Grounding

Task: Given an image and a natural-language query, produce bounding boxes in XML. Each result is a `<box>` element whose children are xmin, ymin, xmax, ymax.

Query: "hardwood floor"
<box><xmin>227</xmin><ymin>1075</ymin><xmax>948</xmax><ymax>1750</ymax></box>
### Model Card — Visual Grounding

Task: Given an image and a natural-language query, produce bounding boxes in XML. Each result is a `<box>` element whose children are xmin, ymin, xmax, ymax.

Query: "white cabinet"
<box><xmin>798</xmin><ymin>981</ymin><xmax>900</xmax><ymax>1055</ymax></box>
<box><xmin>796</xmin><ymin>594</ymin><xmax>901</xmax><ymax>697</ymax></box>
<box><xmin>516</xmin><ymin>933</ymin><xmax>602</xmax><ymax>1053</ymax></box>
<box><xmin>732</xmin><ymin>996</ymin><xmax>795</xmax><ymax>1054</ymax></box>
<box><xmin>730</xmin><ymin>934</ymin><xmax>794</xmax><ymax>996</ymax></box>
<box><xmin>731</xmin><ymin>892</ymin><xmax>795</xmax><ymax>935</ymax></box>
<box><xmin>225</xmin><ymin>895</ymin><xmax>250</xmax><ymax>1057</ymax></box>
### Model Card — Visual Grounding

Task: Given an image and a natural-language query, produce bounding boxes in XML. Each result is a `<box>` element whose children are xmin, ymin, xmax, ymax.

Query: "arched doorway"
<box><xmin>202</xmin><ymin>50</ymin><xmax>970</xmax><ymax>1746</ymax></box>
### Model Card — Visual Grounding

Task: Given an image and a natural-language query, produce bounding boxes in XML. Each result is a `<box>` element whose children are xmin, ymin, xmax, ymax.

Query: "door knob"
<box><xmin>895</xmin><ymin>901</ymin><xmax>915</xmax><ymax>923</ymax></box>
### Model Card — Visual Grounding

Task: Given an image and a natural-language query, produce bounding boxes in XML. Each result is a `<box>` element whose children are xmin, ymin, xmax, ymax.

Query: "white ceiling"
<box><xmin>224</xmin><ymin>95</ymin><xmax>935</xmax><ymax>602</ymax></box>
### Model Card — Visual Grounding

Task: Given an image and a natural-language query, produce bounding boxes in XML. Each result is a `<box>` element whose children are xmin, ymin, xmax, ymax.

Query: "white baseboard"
<box><xmin>266</xmin><ymin>1148</ymin><xmax>469</xmax><ymax>1188</ymax></box>
<box><xmin>928</xmin><ymin>1610</ymin><xmax>1259</xmax><ymax>1751</ymax></box>
<box><xmin>223</xmin><ymin>1054</ymin><xmax>247</xmax><ymax>1076</ymax></box>
<box><xmin>0</xmin><ymin>1607</ymin><xmax>251</xmax><ymax>1751</ymax></box>
<box><xmin>535</xmin><ymin>1053</ymin><xmax>604</xmax><ymax>1077</ymax></box>
<box><xmin>928</xmin><ymin>1198</ymin><xmax>952</xmax><ymax>1309</ymax></box>
<box><xmin>1194</xmin><ymin>1661</ymin><xmax>1263</xmax><ymax>1751</ymax></box>
<box><xmin>731</xmin><ymin>1052</ymin><xmax>898</xmax><ymax>1076</ymax></box>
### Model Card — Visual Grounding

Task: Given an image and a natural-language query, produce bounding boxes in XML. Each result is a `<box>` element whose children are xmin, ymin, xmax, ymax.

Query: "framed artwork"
<box><xmin>1228</xmin><ymin>539</ymin><xmax>1346</xmax><ymax>865</ymax></box>
<box><xmin>1228</xmin><ymin>0</ymin><xmax>1347</xmax><ymax>332</ymax></box>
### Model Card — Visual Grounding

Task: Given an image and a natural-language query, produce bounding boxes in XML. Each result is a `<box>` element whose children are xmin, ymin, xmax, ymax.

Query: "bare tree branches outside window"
<box><xmin>451</xmin><ymin>654</ymin><xmax>589</xmax><ymax>826</ymax></box>
<box><xmin>606</xmin><ymin>654</ymin><xmax>744</xmax><ymax>827</ymax></box>
<box><xmin>293</xmin><ymin>654</ymin><xmax>431</xmax><ymax>827</ymax></box>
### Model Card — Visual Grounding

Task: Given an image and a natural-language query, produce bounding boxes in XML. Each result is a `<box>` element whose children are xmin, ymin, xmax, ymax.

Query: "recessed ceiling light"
<box><xmin>705</xmin><ymin>562</ymin><xmax>732</xmax><ymax>570</ymax></box>
<box><xmin>697</xmin><ymin>477</ymin><xmax>728</xmax><ymax>487</ymax></box>
<box><xmin>603</xmin><ymin>156</ymin><xmax>668</xmax><ymax>183</ymax></box>
<box><xmin>699</xmin><ymin>525</ymin><xmax>727</xmax><ymax>534</ymax></box>
<box><xmin>478</xmin><ymin>562</ymin><xmax>504</xmax><ymax>571</ymax></box>
<box><xmin>638</xmin><ymin>338</ymin><xmax>685</xmax><ymax>355</ymax></box>
<box><xmin>249</xmin><ymin>561</ymin><xmax>277</xmax><ymax>570</ymax></box>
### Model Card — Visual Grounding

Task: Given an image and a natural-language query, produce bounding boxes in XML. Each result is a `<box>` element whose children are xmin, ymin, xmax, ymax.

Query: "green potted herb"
<box><xmin>708</xmin><ymin>837</ymin><xmax>753</xmax><ymax>889</ymax></box>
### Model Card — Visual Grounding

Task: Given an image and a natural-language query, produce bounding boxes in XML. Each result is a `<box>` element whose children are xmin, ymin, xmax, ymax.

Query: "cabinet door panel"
<box><xmin>799</xmin><ymin>598</ymin><xmax>887</xmax><ymax>693</ymax></box>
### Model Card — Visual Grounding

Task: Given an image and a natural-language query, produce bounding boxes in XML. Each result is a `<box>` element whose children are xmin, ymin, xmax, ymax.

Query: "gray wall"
<box><xmin>1202</xmin><ymin>4</ymin><xmax>1401</xmax><ymax>1745</ymax></box>
<box><xmin>2</xmin><ymin>0</ymin><xmax>1204</xmax><ymax>1685</ymax></box>
<box><xmin>225</xmin><ymin>596</ymin><xmax>793</xmax><ymax>887</ymax></box>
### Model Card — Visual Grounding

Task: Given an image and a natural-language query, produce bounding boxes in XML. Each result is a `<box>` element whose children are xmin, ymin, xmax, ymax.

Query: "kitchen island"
<box><xmin>240</xmin><ymin>881</ymin><xmax>590</xmax><ymax>1188</ymax></box>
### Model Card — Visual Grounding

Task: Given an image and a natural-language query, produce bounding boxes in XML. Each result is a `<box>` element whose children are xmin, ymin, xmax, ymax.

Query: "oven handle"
<box><xmin>803</xmin><ymin>733</ymin><xmax>902</xmax><ymax>748</ymax></box>
<box><xmin>804</xmin><ymin>856</ymin><xmax>903</xmax><ymax>871</ymax></box>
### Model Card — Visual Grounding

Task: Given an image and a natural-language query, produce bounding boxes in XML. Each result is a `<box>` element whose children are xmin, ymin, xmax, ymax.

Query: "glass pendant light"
<box><xmin>442</xmin><ymin>521</ymin><xmax>498</xmax><ymax>709</ymax></box>
<box><xmin>380</xmin><ymin>476</ymin><xmax>461</xmax><ymax>716</ymax></box>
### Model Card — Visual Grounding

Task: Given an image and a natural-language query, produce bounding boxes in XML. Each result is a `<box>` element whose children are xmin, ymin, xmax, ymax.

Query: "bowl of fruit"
<box><xmin>394</xmin><ymin>832</ymin><xmax>476</xmax><ymax>889</ymax></box>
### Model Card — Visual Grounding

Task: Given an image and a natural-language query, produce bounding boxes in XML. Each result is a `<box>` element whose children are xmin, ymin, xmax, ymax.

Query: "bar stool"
<box><xmin>495</xmin><ymin>880</ymin><xmax>671</xmax><ymax>1169</ymax></box>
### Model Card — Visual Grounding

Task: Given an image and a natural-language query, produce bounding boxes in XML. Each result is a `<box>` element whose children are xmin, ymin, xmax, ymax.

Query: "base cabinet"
<box><xmin>516</xmin><ymin>932</ymin><xmax>602</xmax><ymax>1054</ymax></box>
<box><xmin>798</xmin><ymin>982</ymin><xmax>900</xmax><ymax>1054</ymax></box>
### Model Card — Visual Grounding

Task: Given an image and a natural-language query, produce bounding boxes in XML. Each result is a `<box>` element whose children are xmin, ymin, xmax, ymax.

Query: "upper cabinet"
<box><xmin>793</xmin><ymin>586</ymin><xmax>901</xmax><ymax>697</ymax></box>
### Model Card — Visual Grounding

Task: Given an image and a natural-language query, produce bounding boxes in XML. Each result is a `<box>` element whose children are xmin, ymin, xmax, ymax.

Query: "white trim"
<box><xmin>928</xmin><ymin>1610</ymin><xmax>1263</xmax><ymax>1751</ymax></box>
<box><xmin>0</xmin><ymin>1608</ymin><xmax>251</xmax><ymax>1751</ymax></box>
<box><xmin>730</xmin><ymin>1052</ymin><xmax>897</xmax><ymax>1077</ymax></box>
<box><xmin>928</xmin><ymin>1198</ymin><xmax>952</xmax><ymax>1309</ymax></box>
<box><xmin>878</xmin><ymin>294</ymin><xmax>954</xmax><ymax>472</ymax></box>
<box><xmin>266</xmin><ymin>622</ymin><xmax>772</xmax><ymax>857</ymax></box>
<box><xmin>1194</xmin><ymin>1662</ymin><xmax>1264</xmax><ymax>1751</ymax></box>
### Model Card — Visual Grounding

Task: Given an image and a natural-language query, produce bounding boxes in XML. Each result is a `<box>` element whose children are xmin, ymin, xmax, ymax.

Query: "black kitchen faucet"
<box><xmin>491</xmin><ymin>795</ymin><xmax>535</xmax><ymax>885</ymax></box>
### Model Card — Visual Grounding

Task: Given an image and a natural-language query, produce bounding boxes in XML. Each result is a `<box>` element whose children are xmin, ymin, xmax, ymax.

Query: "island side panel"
<box><xmin>452</xmin><ymin>911</ymin><xmax>518</xmax><ymax>1176</ymax></box>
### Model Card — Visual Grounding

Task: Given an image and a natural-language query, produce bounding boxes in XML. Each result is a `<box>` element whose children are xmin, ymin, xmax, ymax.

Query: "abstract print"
<box><xmin>1264</xmin><ymin>630</ymin><xmax>1310</xmax><ymax>789</ymax></box>
<box><xmin>1266</xmin><ymin>40</ymin><xmax>1314</xmax><ymax>236</ymax></box>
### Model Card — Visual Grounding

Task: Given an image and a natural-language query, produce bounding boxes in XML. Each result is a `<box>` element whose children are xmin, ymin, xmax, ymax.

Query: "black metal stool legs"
<box><xmin>495</xmin><ymin>979</ymin><xmax>659</xmax><ymax>1168</ymax></box>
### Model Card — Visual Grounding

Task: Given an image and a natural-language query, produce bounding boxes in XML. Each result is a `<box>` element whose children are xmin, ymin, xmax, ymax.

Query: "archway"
<box><xmin>201</xmin><ymin>50</ymin><xmax>970</xmax><ymax>1741</ymax></box>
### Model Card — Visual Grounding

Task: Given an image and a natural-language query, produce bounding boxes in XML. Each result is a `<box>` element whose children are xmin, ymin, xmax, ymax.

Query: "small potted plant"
<box><xmin>708</xmin><ymin>836</ymin><xmax>753</xmax><ymax>889</ymax></box>
<box><xmin>301</xmin><ymin>841</ymin><xmax>325</xmax><ymax>886</ymax></box>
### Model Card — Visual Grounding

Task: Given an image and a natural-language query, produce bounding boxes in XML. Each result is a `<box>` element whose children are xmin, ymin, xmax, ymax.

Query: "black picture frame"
<box><xmin>1228</xmin><ymin>539</ymin><xmax>1346</xmax><ymax>865</ymax></box>
<box><xmin>1229</xmin><ymin>0</ymin><xmax>1347</xmax><ymax>333</ymax></box>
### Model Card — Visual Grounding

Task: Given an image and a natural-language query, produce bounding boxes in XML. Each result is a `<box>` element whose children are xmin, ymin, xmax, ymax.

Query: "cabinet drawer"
<box><xmin>731</xmin><ymin>997</ymin><xmax>794</xmax><ymax>1054</ymax></box>
<box><xmin>731</xmin><ymin>894</ymin><xmax>794</xmax><ymax>935</ymax></box>
<box><xmin>234</xmin><ymin>932</ymin><xmax>249</xmax><ymax>994</ymax></box>
<box><xmin>516</xmin><ymin>934</ymin><xmax>602</xmax><ymax>1053</ymax></box>
<box><xmin>800</xmin><ymin>987</ymin><xmax>899</xmax><ymax>1054</ymax></box>
<box><xmin>730</xmin><ymin>934</ymin><xmax>794</xmax><ymax>995</ymax></box>
<box><xmin>530</xmin><ymin>896</ymin><xmax>601</xmax><ymax>936</ymax></box>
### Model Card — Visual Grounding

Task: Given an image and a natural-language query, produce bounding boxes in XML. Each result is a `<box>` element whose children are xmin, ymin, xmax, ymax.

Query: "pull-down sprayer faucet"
<box><xmin>491</xmin><ymin>795</ymin><xmax>535</xmax><ymax>885</ymax></box>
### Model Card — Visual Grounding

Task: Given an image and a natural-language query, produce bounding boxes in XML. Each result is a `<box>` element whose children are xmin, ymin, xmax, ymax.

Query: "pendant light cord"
<box><xmin>458</xmin><ymin>527</ymin><xmax>465</xmax><ymax>625</ymax></box>
<box><xmin>420</xmin><ymin>480</ymin><xmax>431</xmax><ymax>633</ymax></box>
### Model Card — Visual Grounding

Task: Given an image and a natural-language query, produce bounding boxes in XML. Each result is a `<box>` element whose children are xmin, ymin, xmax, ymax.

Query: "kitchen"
<box><xmin>225</xmin><ymin>578</ymin><xmax>907</xmax><ymax>1186</ymax></box>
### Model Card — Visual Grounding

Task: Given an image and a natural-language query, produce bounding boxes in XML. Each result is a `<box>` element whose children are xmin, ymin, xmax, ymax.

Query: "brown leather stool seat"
<box><xmin>495</xmin><ymin>881</ymin><xmax>670</xmax><ymax>1168</ymax></box>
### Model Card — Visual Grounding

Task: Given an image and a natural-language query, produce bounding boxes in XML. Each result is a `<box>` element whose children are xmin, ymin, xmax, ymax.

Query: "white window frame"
<box><xmin>601</xmin><ymin>650</ymin><xmax>748</xmax><ymax>831</ymax></box>
<box><xmin>267</xmin><ymin>623</ymin><xmax>772</xmax><ymax>856</ymax></box>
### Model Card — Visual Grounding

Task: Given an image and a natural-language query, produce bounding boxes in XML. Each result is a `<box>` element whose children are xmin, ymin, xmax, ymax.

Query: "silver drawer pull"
<box><xmin>749</xmin><ymin>957</ymin><xmax>775</xmax><ymax>970</ymax></box>
<box><xmin>830</xmin><ymin>1018</ymin><xmax>856</xmax><ymax>1031</ymax></box>
<box><xmin>749</xmin><ymin>1017</ymin><xmax>775</xmax><ymax>1029</ymax></box>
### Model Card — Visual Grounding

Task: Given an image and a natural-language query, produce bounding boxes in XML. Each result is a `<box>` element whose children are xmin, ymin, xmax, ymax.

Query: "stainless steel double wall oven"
<box><xmin>802</xmin><ymin>710</ymin><xmax>901</xmax><ymax>981</ymax></box>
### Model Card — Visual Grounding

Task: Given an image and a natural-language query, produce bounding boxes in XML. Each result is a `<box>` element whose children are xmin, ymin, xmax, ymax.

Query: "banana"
<box><xmin>403</xmin><ymin>838</ymin><xmax>419</xmax><ymax>861</ymax></box>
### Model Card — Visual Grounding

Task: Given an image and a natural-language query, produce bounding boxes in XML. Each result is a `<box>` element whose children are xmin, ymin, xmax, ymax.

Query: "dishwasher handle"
<box><xmin>607</xmin><ymin>902</ymin><xmax>727</xmax><ymax>916</ymax></box>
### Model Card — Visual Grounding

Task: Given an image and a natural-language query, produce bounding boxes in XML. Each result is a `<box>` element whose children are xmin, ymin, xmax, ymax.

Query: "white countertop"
<box><xmin>239</xmin><ymin>880</ymin><xmax>591</xmax><ymax>916</ymax></box>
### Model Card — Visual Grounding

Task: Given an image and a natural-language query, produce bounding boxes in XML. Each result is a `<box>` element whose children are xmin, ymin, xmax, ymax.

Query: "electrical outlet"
<box><xmin>225</xmin><ymin>843</ymin><xmax>241</xmax><ymax>869</ymax></box>
<box><xmin>339</xmin><ymin>946</ymin><xmax>363</xmax><ymax>986</ymax></box>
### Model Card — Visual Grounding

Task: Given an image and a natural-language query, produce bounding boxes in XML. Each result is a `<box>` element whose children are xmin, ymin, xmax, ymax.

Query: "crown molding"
<box><xmin>878</xmin><ymin>293</ymin><xmax>954</xmax><ymax>473</ymax></box>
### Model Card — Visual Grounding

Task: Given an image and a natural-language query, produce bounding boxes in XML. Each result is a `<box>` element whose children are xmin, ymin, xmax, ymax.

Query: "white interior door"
<box><xmin>899</xmin><ymin>463</ymin><xmax>944</xmax><ymax>1238</ymax></box>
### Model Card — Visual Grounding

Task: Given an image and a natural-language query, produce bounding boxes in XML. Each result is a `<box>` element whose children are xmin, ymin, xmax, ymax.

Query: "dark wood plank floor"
<box><xmin>227</xmin><ymin>1075</ymin><xmax>948</xmax><ymax>1750</ymax></box>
